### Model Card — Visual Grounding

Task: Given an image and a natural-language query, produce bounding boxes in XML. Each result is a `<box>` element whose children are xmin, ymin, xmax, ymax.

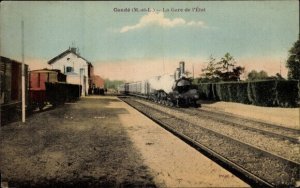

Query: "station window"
<box><xmin>66</xmin><ymin>66</ymin><xmax>73</xmax><ymax>73</ymax></box>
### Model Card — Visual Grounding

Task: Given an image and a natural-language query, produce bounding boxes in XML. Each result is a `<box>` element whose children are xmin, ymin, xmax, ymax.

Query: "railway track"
<box><xmin>133</xmin><ymin>98</ymin><xmax>300</xmax><ymax>163</ymax></box>
<box><xmin>135</xmin><ymin>97</ymin><xmax>300</xmax><ymax>144</ymax></box>
<box><xmin>120</xmin><ymin>97</ymin><xmax>300</xmax><ymax>187</ymax></box>
<box><xmin>184</xmin><ymin>107</ymin><xmax>300</xmax><ymax>143</ymax></box>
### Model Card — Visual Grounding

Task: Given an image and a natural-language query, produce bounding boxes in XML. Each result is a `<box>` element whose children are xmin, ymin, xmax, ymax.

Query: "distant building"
<box><xmin>48</xmin><ymin>47</ymin><xmax>92</xmax><ymax>96</ymax></box>
<box><xmin>92</xmin><ymin>75</ymin><xmax>105</xmax><ymax>88</ymax></box>
<box><xmin>87</xmin><ymin>62</ymin><xmax>105</xmax><ymax>91</ymax></box>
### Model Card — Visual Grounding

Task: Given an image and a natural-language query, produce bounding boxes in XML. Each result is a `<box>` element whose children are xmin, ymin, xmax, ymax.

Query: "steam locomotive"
<box><xmin>118</xmin><ymin>62</ymin><xmax>199</xmax><ymax>107</ymax></box>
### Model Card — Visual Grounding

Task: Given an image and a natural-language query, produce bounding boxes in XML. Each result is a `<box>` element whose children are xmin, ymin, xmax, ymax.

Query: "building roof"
<box><xmin>92</xmin><ymin>75</ymin><xmax>104</xmax><ymax>80</ymax></box>
<box><xmin>48</xmin><ymin>48</ymin><xmax>92</xmax><ymax>66</ymax></box>
<box><xmin>29</xmin><ymin>68</ymin><xmax>62</xmax><ymax>73</ymax></box>
<box><xmin>0</xmin><ymin>56</ymin><xmax>23</xmax><ymax>65</ymax></box>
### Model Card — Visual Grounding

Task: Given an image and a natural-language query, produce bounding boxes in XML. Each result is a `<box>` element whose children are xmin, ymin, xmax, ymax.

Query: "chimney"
<box><xmin>179</xmin><ymin>61</ymin><xmax>185</xmax><ymax>77</ymax></box>
<box><xmin>70</xmin><ymin>47</ymin><xmax>77</xmax><ymax>54</ymax></box>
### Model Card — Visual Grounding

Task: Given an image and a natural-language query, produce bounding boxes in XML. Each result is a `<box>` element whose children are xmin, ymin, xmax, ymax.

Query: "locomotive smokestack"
<box><xmin>179</xmin><ymin>61</ymin><xmax>185</xmax><ymax>78</ymax></box>
<box><xmin>175</xmin><ymin>68</ymin><xmax>180</xmax><ymax>80</ymax></box>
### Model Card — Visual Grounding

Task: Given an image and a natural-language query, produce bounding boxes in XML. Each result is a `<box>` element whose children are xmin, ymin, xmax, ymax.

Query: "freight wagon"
<box><xmin>0</xmin><ymin>56</ymin><xmax>28</xmax><ymax>125</ymax></box>
<box><xmin>29</xmin><ymin>69</ymin><xmax>66</xmax><ymax>110</ymax></box>
<box><xmin>1</xmin><ymin>56</ymin><xmax>82</xmax><ymax>126</ymax></box>
<box><xmin>29</xmin><ymin>69</ymin><xmax>82</xmax><ymax>110</ymax></box>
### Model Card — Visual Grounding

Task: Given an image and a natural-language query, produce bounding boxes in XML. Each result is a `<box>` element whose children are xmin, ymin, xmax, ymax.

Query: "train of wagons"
<box><xmin>0</xmin><ymin>56</ymin><xmax>82</xmax><ymax>125</ymax></box>
<box><xmin>118</xmin><ymin>61</ymin><xmax>199</xmax><ymax>107</ymax></box>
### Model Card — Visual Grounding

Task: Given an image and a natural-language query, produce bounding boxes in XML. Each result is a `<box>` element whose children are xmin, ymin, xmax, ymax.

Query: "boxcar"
<box><xmin>29</xmin><ymin>69</ymin><xmax>66</xmax><ymax>110</ymax></box>
<box><xmin>0</xmin><ymin>56</ymin><xmax>28</xmax><ymax>125</ymax></box>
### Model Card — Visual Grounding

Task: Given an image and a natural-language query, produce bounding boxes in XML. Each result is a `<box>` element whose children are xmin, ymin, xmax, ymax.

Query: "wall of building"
<box><xmin>92</xmin><ymin>75</ymin><xmax>105</xmax><ymax>88</ymax></box>
<box><xmin>50</xmin><ymin>53</ymin><xmax>89</xmax><ymax>96</ymax></box>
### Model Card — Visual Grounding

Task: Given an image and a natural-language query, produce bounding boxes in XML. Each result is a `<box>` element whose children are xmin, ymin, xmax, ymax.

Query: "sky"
<box><xmin>0</xmin><ymin>1</ymin><xmax>299</xmax><ymax>81</ymax></box>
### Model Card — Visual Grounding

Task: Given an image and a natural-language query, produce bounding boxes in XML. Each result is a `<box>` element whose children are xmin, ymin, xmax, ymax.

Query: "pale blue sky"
<box><xmin>0</xmin><ymin>1</ymin><xmax>299</xmax><ymax>65</ymax></box>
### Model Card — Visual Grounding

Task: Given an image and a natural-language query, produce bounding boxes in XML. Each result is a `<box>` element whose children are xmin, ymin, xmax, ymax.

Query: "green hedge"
<box><xmin>236</xmin><ymin>82</ymin><xmax>250</xmax><ymax>104</ymax></box>
<box><xmin>276</xmin><ymin>81</ymin><xmax>299</xmax><ymax>107</ymax></box>
<box><xmin>197</xmin><ymin>83</ymin><xmax>213</xmax><ymax>100</ymax></box>
<box><xmin>247</xmin><ymin>80</ymin><xmax>277</xmax><ymax>106</ymax></box>
<box><xmin>196</xmin><ymin>80</ymin><xmax>299</xmax><ymax>107</ymax></box>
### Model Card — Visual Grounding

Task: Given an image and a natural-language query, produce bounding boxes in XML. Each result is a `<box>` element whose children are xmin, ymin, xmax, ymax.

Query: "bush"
<box><xmin>236</xmin><ymin>82</ymin><xmax>250</xmax><ymax>104</ymax></box>
<box><xmin>197</xmin><ymin>83</ymin><xmax>213</xmax><ymax>100</ymax></box>
<box><xmin>276</xmin><ymin>80</ymin><xmax>298</xmax><ymax>107</ymax></box>
<box><xmin>298</xmin><ymin>81</ymin><xmax>300</xmax><ymax>101</ymax></box>
<box><xmin>247</xmin><ymin>80</ymin><xmax>277</xmax><ymax>106</ymax></box>
<box><xmin>211</xmin><ymin>83</ymin><xmax>219</xmax><ymax>101</ymax></box>
<box><xmin>197</xmin><ymin>80</ymin><xmax>299</xmax><ymax>107</ymax></box>
<box><xmin>213</xmin><ymin>82</ymin><xmax>244</xmax><ymax>102</ymax></box>
<box><xmin>216</xmin><ymin>83</ymin><xmax>230</xmax><ymax>101</ymax></box>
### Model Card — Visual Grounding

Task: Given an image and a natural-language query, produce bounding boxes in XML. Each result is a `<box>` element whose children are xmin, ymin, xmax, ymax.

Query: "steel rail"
<box><xmin>135</xmin><ymin>97</ymin><xmax>300</xmax><ymax>144</ymax></box>
<box><xmin>120</xmin><ymin>97</ymin><xmax>300</xmax><ymax>187</ymax></box>
<box><xmin>182</xmin><ymin>108</ymin><xmax>300</xmax><ymax>143</ymax></box>
<box><xmin>132</xmin><ymin>98</ymin><xmax>300</xmax><ymax>166</ymax></box>
<box><xmin>120</xmin><ymin>98</ymin><xmax>275</xmax><ymax>187</ymax></box>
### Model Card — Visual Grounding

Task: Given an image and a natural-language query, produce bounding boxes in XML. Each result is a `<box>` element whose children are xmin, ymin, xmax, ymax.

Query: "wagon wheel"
<box><xmin>50</xmin><ymin>101</ymin><xmax>57</xmax><ymax>107</ymax></box>
<box><xmin>193</xmin><ymin>100</ymin><xmax>199</xmax><ymax>108</ymax></box>
<box><xmin>165</xmin><ymin>100</ymin><xmax>169</xmax><ymax>106</ymax></box>
<box><xmin>27</xmin><ymin>104</ymin><xmax>35</xmax><ymax>114</ymax></box>
<box><xmin>164</xmin><ymin>100</ymin><xmax>168</xmax><ymax>106</ymax></box>
<box><xmin>38</xmin><ymin>102</ymin><xmax>46</xmax><ymax>111</ymax></box>
<box><xmin>176</xmin><ymin>99</ymin><xmax>179</xmax><ymax>107</ymax></box>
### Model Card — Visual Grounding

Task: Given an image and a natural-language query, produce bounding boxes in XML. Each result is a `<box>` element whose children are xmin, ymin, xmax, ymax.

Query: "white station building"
<box><xmin>48</xmin><ymin>47</ymin><xmax>92</xmax><ymax>96</ymax></box>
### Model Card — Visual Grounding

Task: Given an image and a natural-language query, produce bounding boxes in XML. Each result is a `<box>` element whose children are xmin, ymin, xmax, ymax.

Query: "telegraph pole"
<box><xmin>279</xmin><ymin>59</ymin><xmax>282</xmax><ymax>76</ymax></box>
<box><xmin>193</xmin><ymin>63</ymin><xmax>195</xmax><ymax>79</ymax></box>
<box><xmin>21</xmin><ymin>20</ymin><xmax>25</xmax><ymax>123</ymax></box>
<box><xmin>163</xmin><ymin>58</ymin><xmax>165</xmax><ymax>75</ymax></box>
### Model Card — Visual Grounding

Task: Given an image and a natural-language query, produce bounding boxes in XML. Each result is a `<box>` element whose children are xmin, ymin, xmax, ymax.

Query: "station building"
<box><xmin>48</xmin><ymin>47</ymin><xmax>93</xmax><ymax>96</ymax></box>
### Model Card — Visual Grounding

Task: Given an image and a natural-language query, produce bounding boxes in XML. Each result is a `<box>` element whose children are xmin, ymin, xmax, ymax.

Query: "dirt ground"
<box><xmin>3</xmin><ymin>95</ymin><xmax>295</xmax><ymax>187</ymax></box>
<box><xmin>200</xmin><ymin>101</ymin><xmax>300</xmax><ymax>129</ymax></box>
<box><xmin>0</xmin><ymin>97</ymin><xmax>155</xmax><ymax>187</ymax></box>
<box><xmin>0</xmin><ymin>96</ymin><xmax>252</xmax><ymax>187</ymax></box>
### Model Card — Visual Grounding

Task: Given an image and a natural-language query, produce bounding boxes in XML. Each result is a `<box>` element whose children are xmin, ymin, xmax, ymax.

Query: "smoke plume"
<box><xmin>147</xmin><ymin>74</ymin><xmax>175</xmax><ymax>93</ymax></box>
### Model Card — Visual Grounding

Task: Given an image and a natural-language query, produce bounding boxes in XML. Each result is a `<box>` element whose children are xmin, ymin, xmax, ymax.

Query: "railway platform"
<box><xmin>0</xmin><ymin>96</ymin><xmax>249</xmax><ymax>187</ymax></box>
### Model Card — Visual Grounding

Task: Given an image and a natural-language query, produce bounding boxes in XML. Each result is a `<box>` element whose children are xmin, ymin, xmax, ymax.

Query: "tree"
<box><xmin>247</xmin><ymin>70</ymin><xmax>286</xmax><ymax>81</ymax></box>
<box><xmin>201</xmin><ymin>55</ymin><xmax>219</xmax><ymax>80</ymax></box>
<box><xmin>198</xmin><ymin>53</ymin><xmax>244</xmax><ymax>82</ymax></box>
<box><xmin>217</xmin><ymin>52</ymin><xmax>236</xmax><ymax>72</ymax></box>
<box><xmin>286</xmin><ymin>38</ymin><xmax>300</xmax><ymax>80</ymax></box>
<box><xmin>247</xmin><ymin>70</ymin><xmax>269</xmax><ymax>80</ymax></box>
<box><xmin>104</xmin><ymin>79</ymin><xmax>125</xmax><ymax>90</ymax></box>
<box><xmin>215</xmin><ymin>53</ymin><xmax>244</xmax><ymax>81</ymax></box>
<box><xmin>266</xmin><ymin>73</ymin><xmax>286</xmax><ymax>80</ymax></box>
<box><xmin>275</xmin><ymin>73</ymin><xmax>284</xmax><ymax>80</ymax></box>
<box><xmin>232</xmin><ymin>66</ymin><xmax>245</xmax><ymax>81</ymax></box>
